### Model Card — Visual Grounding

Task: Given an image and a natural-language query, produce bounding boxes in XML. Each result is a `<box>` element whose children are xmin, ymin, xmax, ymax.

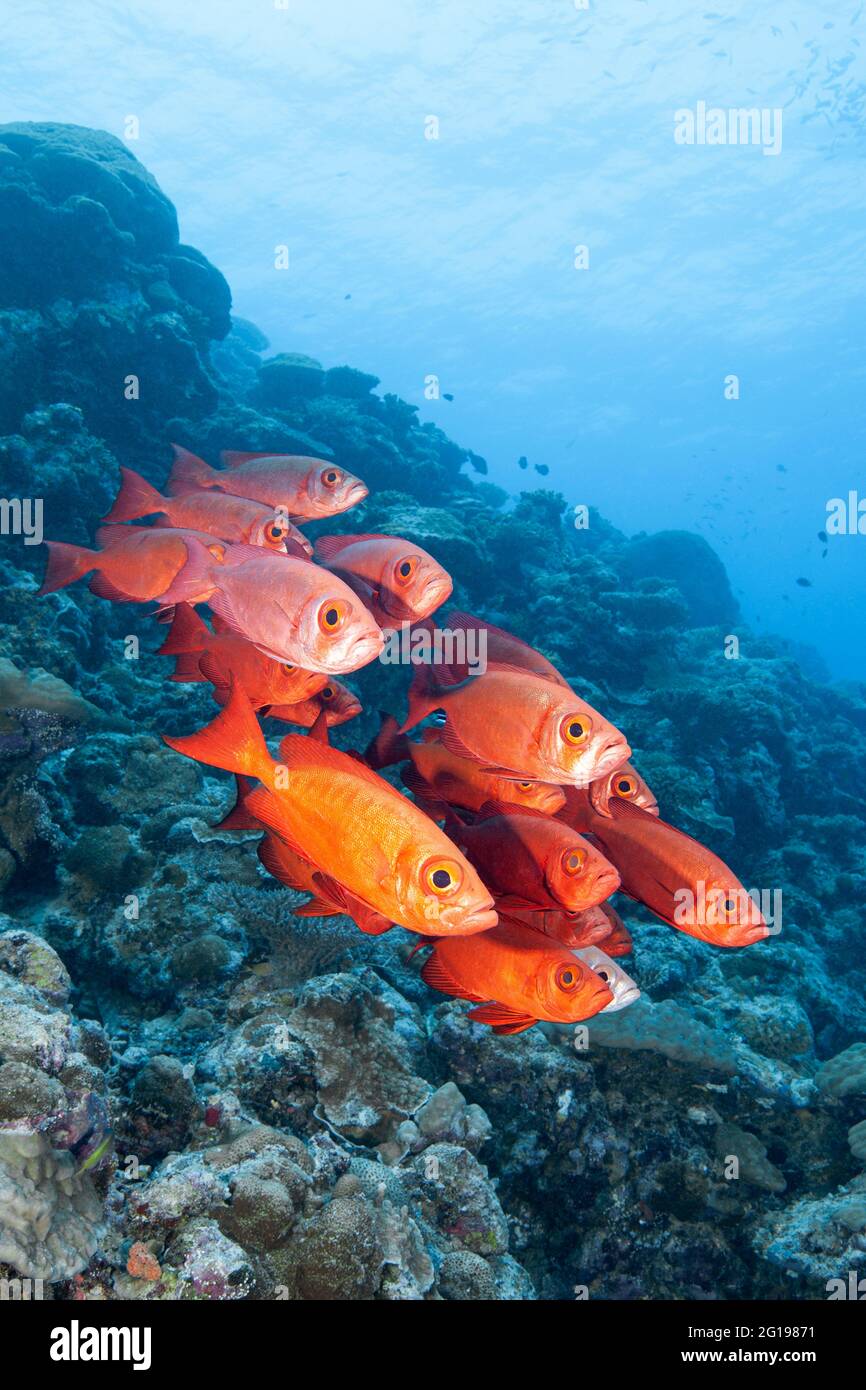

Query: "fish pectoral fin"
<box><xmin>438</xmin><ymin>722</ymin><xmax>491</xmax><ymax>767</ymax></box>
<box><xmin>467</xmin><ymin>1003</ymin><xmax>537</xmax><ymax>1034</ymax></box>
<box><xmin>420</xmin><ymin>954</ymin><xmax>484</xmax><ymax>1002</ymax></box>
<box><xmin>244</xmin><ymin>788</ymin><xmax>314</xmax><ymax>864</ymax></box>
<box><xmin>312</xmin><ymin>873</ymin><xmax>394</xmax><ymax>935</ymax></box>
<box><xmin>495</xmin><ymin>894</ymin><xmax>548</xmax><ymax>912</ymax></box>
<box><xmin>293</xmin><ymin>895</ymin><xmax>343</xmax><ymax>918</ymax></box>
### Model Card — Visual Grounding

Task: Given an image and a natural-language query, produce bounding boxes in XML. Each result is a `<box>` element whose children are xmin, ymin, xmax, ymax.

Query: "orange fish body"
<box><xmin>365</xmin><ymin>716</ymin><xmax>565</xmax><ymax>817</ymax></box>
<box><xmin>158</xmin><ymin>604</ymin><xmax>328</xmax><ymax>709</ymax></box>
<box><xmin>157</xmin><ymin>539</ymin><xmax>385</xmax><ymax>674</ymax></box>
<box><xmin>103</xmin><ymin>465</ymin><xmax>302</xmax><ymax>552</ymax></box>
<box><xmin>315</xmin><ymin>534</ymin><xmax>453</xmax><ymax>624</ymax></box>
<box><xmin>420</xmin><ymin>918</ymin><xmax>613</xmax><ymax>1033</ymax></box>
<box><xmin>163</xmin><ymin>682</ymin><xmax>497</xmax><ymax>937</ymax></box>
<box><xmin>402</xmin><ymin>662</ymin><xmax>630</xmax><ymax>787</ymax></box>
<box><xmin>166</xmin><ymin>445</ymin><xmax>367</xmax><ymax>520</ymax></box>
<box><xmin>438</xmin><ymin>610</ymin><xmax>569</xmax><ymax>686</ymax></box>
<box><xmin>38</xmin><ymin>525</ymin><xmax>225</xmax><ymax>603</ymax></box>
<box><xmin>498</xmin><ymin>903</ymin><xmax>615</xmax><ymax>949</ymax></box>
<box><xmin>447</xmin><ymin>802</ymin><xmax>620</xmax><ymax>913</ymax></box>
<box><xmin>581</xmin><ymin>799</ymin><xmax>768</xmax><ymax>948</ymax></box>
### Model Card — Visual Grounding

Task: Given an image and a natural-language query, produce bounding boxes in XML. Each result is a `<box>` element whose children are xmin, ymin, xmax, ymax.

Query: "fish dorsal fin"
<box><xmin>420</xmin><ymin>952</ymin><xmax>483</xmax><ymax>1002</ymax></box>
<box><xmin>221</xmin><ymin>451</ymin><xmax>282</xmax><ymax>468</ymax></box>
<box><xmin>467</xmin><ymin>1003</ymin><xmax>537</xmax><ymax>1034</ymax></box>
<box><xmin>244</xmin><ymin>787</ymin><xmax>316</xmax><ymax>865</ymax></box>
<box><xmin>275</xmin><ymin>732</ymin><xmax>390</xmax><ymax>790</ymax></box>
<box><xmin>315</xmin><ymin>534</ymin><xmax>388</xmax><ymax>563</ymax></box>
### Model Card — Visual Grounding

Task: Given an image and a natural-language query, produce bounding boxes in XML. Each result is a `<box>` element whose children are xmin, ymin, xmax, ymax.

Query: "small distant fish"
<box><xmin>518</xmin><ymin>456</ymin><xmax>528</xmax><ymax>470</ymax></box>
<box><xmin>777</xmin><ymin>464</ymin><xmax>787</xmax><ymax>472</ymax></box>
<box><xmin>534</xmin><ymin>464</ymin><xmax>549</xmax><ymax>476</ymax></box>
<box><xmin>443</xmin><ymin>392</ymin><xmax>454</xmax><ymax>402</ymax></box>
<box><xmin>817</xmin><ymin>530</ymin><xmax>828</xmax><ymax>543</ymax></box>
<box><xmin>344</xmin><ymin>293</ymin><xmax>352</xmax><ymax>300</ymax></box>
<box><xmin>796</xmin><ymin>577</ymin><xmax>812</xmax><ymax>587</ymax></box>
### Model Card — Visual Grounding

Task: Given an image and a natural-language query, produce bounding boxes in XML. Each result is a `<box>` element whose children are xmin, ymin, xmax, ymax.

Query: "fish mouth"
<box><xmin>342</xmin><ymin>481</ymin><xmax>368</xmax><ymax>508</ymax></box>
<box><xmin>590</xmin><ymin>739</ymin><xmax>632</xmax><ymax>781</ymax></box>
<box><xmin>736</xmin><ymin>923</ymin><xmax>770</xmax><ymax>946</ymax></box>
<box><xmin>447</xmin><ymin>902</ymin><xmax>498</xmax><ymax>935</ymax></box>
<box><xmin>601</xmin><ymin>986</ymin><xmax>641</xmax><ymax>1013</ymax></box>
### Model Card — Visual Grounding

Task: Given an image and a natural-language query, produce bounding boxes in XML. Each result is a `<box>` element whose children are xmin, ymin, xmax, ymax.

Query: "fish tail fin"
<box><xmin>365</xmin><ymin>712</ymin><xmax>410</xmax><ymax>769</ymax></box>
<box><xmin>156</xmin><ymin>602</ymin><xmax>211</xmax><ymax>656</ymax></box>
<box><xmin>103</xmin><ymin>467</ymin><xmax>167</xmax><ymax>523</ymax></box>
<box><xmin>163</xmin><ymin>677</ymin><xmax>271</xmax><ymax>782</ymax></box>
<box><xmin>168</xmin><ymin>651</ymin><xmax>206</xmax><ymax>683</ymax></box>
<box><xmin>37</xmin><ymin>540</ymin><xmax>100</xmax><ymax>595</ymax></box>
<box><xmin>214</xmin><ymin>774</ymin><xmax>261</xmax><ymax>830</ymax></box>
<box><xmin>166</xmin><ymin>444</ymin><xmax>220</xmax><ymax>495</ymax></box>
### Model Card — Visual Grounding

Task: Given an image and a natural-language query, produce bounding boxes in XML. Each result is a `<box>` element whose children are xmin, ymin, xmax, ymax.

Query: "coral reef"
<box><xmin>1</xmin><ymin>121</ymin><xmax>865</xmax><ymax>1299</ymax></box>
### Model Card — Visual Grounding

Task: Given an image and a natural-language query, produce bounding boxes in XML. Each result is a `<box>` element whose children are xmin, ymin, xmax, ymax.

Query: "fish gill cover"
<box><xmin>0</xmin><ymin>123</ymin><xmax>864</xmax><ymax>1304</ymax></box>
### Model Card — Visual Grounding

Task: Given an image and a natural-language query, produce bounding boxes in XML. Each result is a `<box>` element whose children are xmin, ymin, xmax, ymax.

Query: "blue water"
<box><xmin>2</xmin><ymin>0</ymin><xmax>864</xmax><ymax>676</ymax></box>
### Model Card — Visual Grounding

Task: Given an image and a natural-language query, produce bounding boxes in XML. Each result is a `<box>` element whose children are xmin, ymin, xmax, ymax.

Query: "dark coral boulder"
<box><xmin>618</xmin><ymin>529</ymin><xmax>739</xmax><ymax>628</ymax></box>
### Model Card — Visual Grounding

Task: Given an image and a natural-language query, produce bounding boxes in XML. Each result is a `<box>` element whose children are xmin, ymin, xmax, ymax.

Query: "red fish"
<box><xmin>498</xmin><ymin>903</ymin><xmax>615</xmax><ymax>949</ymax></box>
<box><xmin>103</xmin><ymin>466</ymin><xmax>307</xmax><ymax>552</ymax></box>
<box><xmin>266</xmin><ymin>680</ymin><xmax>362</xmax><ymax>729</ymax></box>
<box><xmin>166</xmin><ymin>445</ymin><xmax>367</xmax><ymax>520</ymax></box>
<box><xmin>596</xmin><ymin>903</ymin><xmax>633</xmax><ymax>957</ymax></box>
<box><xmin>157</xmin><ymin>539</ymin><xmax>385</xmax><ymax>674</ymax></box>
<box><xmin>419</xmin><ymin>918</ymin><xmax>613</xmax><ymax>1033</ymax></box>
<box><xmin>402</xmin><ymin>661</ymin><xmax>631</xmax><ymax>787</ymax></box>
<box><xmin>435</xmin><ymin>610</ymin><xmax>569</xmax><ymax>686</ymax></box>
<box><xmin>157</xmin><ymin>604</ymin><xmax>328</xmax><ymax>709</ymax></box>
<box><xmin>38</xmin><ymin>525</ymin><xmax>226</xmax><ymax>603</ymax></box>
<box><xmin>365</xmin><ymin>716</ymin><xmax>566</xmax><ymax>817</ymax></box>
<box><xmin>575</xmin><ymin>798</ymin><xmax>768</xmax><ymax>948</ymax></box>
<box><xmin>163</xmin><ymin>681</ymin><xmax>497</xmax><ymax>938</ymax></box>
<box><xmin>315</xmin><ymin>534</ymin><xmax>453</xmax><ymax>624</ymax></box>
<box><xmin>445</xmin><ymin>802</ymin><xmax>621</xmax><ymax>913</ymax></box>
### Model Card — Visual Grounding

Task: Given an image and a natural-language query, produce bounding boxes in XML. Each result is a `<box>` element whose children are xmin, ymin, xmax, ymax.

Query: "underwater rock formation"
<box><xmin>1</xmin><ymin>121</ymin><xmax>865</xmax><ymax>1299</ymax></box>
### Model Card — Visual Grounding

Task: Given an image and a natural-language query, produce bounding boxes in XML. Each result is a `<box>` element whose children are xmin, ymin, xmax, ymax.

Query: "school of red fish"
<box><xmin>40</xmin><ymin>445</ymin><xmax>770</xmax><ymax>1036</ymax></box>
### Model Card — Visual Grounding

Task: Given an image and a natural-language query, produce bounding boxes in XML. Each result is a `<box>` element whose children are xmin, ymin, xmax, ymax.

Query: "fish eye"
<box><xmin>562</xmin><ymin>714</ymin><xmax>591</xmax><ymax>746</ymax></box>
<box><xmin>268</xmin><ymin>523</ymin><xmax>285</xmax><ymax>541</ymax></box>
<box><xmin>555</xmin><ymin>965</ymin><xmax>579</xmax><ymax>992</ymax></box>
<box><xmin>562</xmin><ymin>847</ymin><xmax>587</xmax><ymax>876</ymax></box>
<box><xmin>318</xmin><ymin>600</ymin><xmax>347</xmax><ymax>634</ymax></box>
<box><xmin>517</xmin><ymin>780</ymin><xmax>533</xmax><ymax>791</ymax></box>
<box><xmin>321</xmin><ymin>686</ymin><xmax>334</xmax><ymax>700</ymax></box>
<box><xmin>423</xmin><ymin>859</ymin><xmax>463</xmax><ymax>896</ymax></box>
<box><xmin>723</xmin><ymin>895</ymin><xmax>737</xmax><ymax>914</ymax></box>
<box><xmin>281</xmin><ymin>663</ymin><xmax>295</xmax><ymax>674</ymax></box>
<box><xmin>394</xmin><ymin>555</ymin><xmax>419</xmax><ymax>586</ymax></box>
<box><xmin>615</xmin><ymin>776</ymin><xmax>635</xmax><ymax>796</ymax></box>
<box><xmin>322</xmin><ymin>468</ymin><xmax>340</xmax><ymax>488</ymax></box>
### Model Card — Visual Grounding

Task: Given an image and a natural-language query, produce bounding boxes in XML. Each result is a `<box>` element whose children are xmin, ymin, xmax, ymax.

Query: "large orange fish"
<box><xmin>163</xmin><ymin>681</ymin><xmax>497</xmax><ymax>938</ymax></box>
<box><xmin>158</xmin><ymin>604</ymin><xmax>328</xmax><ymax>709</ymax></box>
<box><xmin>38</xmin><ymin>525</ymin><xmax>226</xmax><ymax>603</ymax></box>
<box><xmin>401</xmin><ymin>662</ymin><xmax>631</xmax><ymax>787</ymax></box>
<box><xmin>157</xmin><ymin>539</ymin><xmax>385</xmax><ymax>674</ymax></box>
<box><xmin>103</xmin><ymin>466</ymin><xmax>307</xmax><ymax>552</ymax></box>
<box><xmin>216</xmin><ymin>775</ymin><xmax>343</xmax><ymax>914</ymax></box>
<box><xmin>315</xmin><ymin>534</ymin><xmax>452</xmax><ymax>624</ymax></box>
<box><xmin>576</xmin><ymin>798</ymin><xmax>768</xmax><ymax>948</ymax></box>
<box><xmin>446</xmin><ymin>802</ymin><xmax>620</xmax><ymax>913</ymax></box>
<box><xmin>166</xmin><ymin>445</ymin><xmax>367</xmax><ymax>520</ymax></box>
<box><xmin>418</xmin><ymin>918</ymin><xmax>613</xmax><ymax>1033</ymax></box>
<box><xmin>365</xmin><ymin>716</ymin><xmax>566</xmax><ymax>817</ymax></box>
